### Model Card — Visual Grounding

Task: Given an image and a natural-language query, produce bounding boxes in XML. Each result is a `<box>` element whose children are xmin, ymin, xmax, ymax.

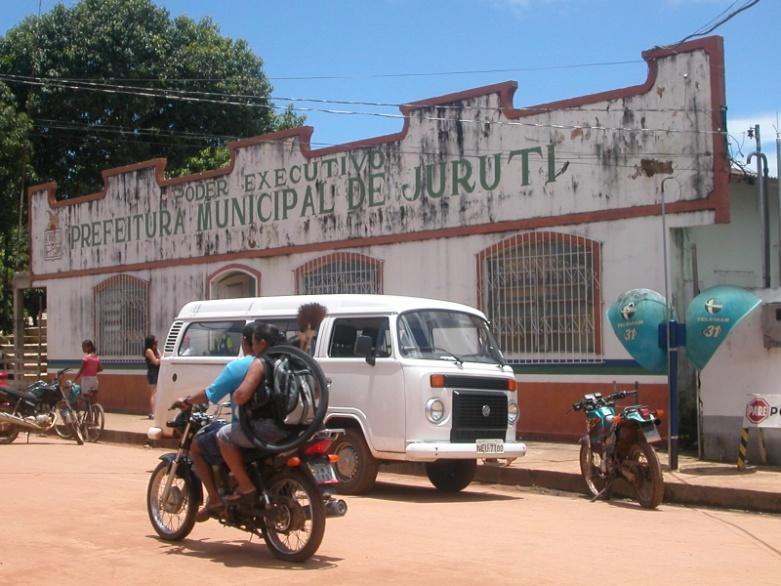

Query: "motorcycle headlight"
<box><xmin>508</xmin><ymin>401</ymin><xmax>519</xmax><ymax>424</ymax></box>
<box><xmin>426</xmin><ymin>398</ymin><xmax>445</xmax><ymax>423</ymax></box>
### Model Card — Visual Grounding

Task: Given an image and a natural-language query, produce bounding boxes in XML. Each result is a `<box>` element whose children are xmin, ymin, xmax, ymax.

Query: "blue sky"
<box><xmin>1</xmin><ymin>0</ymin><xmax>778</xmax><ymax>176</ymax></box>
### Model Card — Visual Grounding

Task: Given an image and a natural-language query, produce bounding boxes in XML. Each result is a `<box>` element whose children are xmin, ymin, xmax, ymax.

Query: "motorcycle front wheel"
<box><xmin>0</xmin><ymin>410</ymin><xmax>19</xmax><ymax>444</ymax></box>
<box><xmin>626</xmin><ymin>441</ymin><xmax>664</xmax><ymax>509</ymax></box>
<box><xmin>579</xmin><ymin>442</ymin><xmax>609</xmax><ymax>498</ymax></box>
<box><xmin>147</xmin><ymin>460</ymin><xmax>198</xmax><ymax>541</ymax></box>
<box><xmin>262</xmin><ymin>470</ymin><xmax>326</xmax><ymax>563</ymax></box>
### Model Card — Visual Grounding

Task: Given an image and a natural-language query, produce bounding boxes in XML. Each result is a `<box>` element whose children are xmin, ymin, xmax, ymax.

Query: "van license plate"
<box><xmin>307</xmin><ymin>461</ymin><xmax>339</xmax><ymax>485</ymax></box>
<box><xmin>476</xmin><ymin>439</ymin><xmax>504</xmax><ymax>454</ymax></box>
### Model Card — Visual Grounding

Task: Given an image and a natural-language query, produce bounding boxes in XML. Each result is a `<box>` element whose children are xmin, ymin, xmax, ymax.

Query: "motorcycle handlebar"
<box><xmin>572</xmin><ymin>388</ymin><xmax>639</xmax><ymax>412</ymax></box>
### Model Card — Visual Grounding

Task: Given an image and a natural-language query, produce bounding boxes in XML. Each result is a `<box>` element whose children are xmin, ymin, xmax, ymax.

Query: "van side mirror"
<box><xmin>354</xmin><ymin>335</ymin><xmax>375</xmax><ymax>366</ymax></box>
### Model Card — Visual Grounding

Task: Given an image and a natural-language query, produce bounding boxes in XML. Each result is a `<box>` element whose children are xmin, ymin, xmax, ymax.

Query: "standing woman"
<box><xmin>144</xmin><ymin>335</ymin><xmax>161</xmax><ymax>418</ymax></box>
<box><xmin>74</xmin><ymin>339</ymin><xmax>102</xmax><ymax>397</ymax></box>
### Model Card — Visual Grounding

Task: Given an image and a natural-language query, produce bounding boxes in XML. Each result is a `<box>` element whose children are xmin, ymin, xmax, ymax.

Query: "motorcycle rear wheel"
<box><xmin>147</xmin><ymin>460</ymin><xmax>198</xmax><ymax>541</ymax></box>
<box><xmin>262</xmin><ymin>470</ymin><xmax>326</xmax><ymax>563</ymax></box>
<box><xmin>626</xmin><ymin>441</ymin><xmax>664</xmax><ymax>509</ymax></box>
<box><xmin>579</xmin><ymin>442</ymin><xmax>609</xmax><ymax>498</ymax></box>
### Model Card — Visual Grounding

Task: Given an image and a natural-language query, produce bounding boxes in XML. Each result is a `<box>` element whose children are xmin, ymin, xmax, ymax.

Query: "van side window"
<box><xmin>253</xmin><ymin>318</ymin><xmax>300</xmax><ymax>345</ymax></box>
<box><xmin>178</xmin><ymin>321</ymin><xmax>245</xmax><ymax>357</ymax></box>
<box><xmin>329</xmin><ymin>318</ymin><xmax>391</xmax><ymax>358</ymax></box>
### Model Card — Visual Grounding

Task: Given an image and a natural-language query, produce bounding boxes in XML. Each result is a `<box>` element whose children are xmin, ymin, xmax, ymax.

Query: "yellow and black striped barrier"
<box><xmin>737</xmin><ymin>427</ymin><xmax>750</xmax><ymax>470</ymax></box>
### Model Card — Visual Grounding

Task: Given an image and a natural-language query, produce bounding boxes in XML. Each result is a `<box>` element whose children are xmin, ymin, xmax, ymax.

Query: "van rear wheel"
<box><xmin>331</xmin><ymin>428</ymin><xmax>378</xmax><ymax>495</ymax></box>
<box><xmin>425</xmin><ymin>460</ymin><xmax>476</xmax><ymax>492</ymax></box>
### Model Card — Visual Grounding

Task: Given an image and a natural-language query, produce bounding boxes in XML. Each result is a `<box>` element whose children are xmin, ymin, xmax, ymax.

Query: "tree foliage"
<box><xmin>0</xmin><ymin>0</ymin><xmax>305</xmax><ymax>331</ymax></box>
<box><xmin>0</xmin><ymin>0</ymin><xmax>303</xmax><ymax>198</ymax></box>
<box><xmin>0</xmin><ymin>83</ymin><xmax>33</xmax><ymax>333</ymax></box>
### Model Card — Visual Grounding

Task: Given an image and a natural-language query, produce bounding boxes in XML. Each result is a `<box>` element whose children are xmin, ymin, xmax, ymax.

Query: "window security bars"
<box><xmin>296</xmin><ymin>252</ymin><xmax>383</xmax><ymax>295</ymax></box>
<box><xmin>480</xmin><ymin>232</ymin><xmax>601</xmax><ymax>364</ymax></box>
<box><xmin>95</xmin><ymin>274</ymin><xmax>149</xmax><ymax>357</ymax></box>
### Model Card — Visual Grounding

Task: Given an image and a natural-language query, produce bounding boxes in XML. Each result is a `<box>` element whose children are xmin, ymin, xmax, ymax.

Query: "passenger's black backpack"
<box><xmin>239</xmin><ymin>345</ymin><xmax>329</xmax><ymax>452</ymax></box>
<box><xmin>249</xmin><ymin>349</ymin><xmax>316</xmax><ymax>428</ymax></box>
<box><xmin>269</xmin><ymin>354</ymin><xmax>316</xmax><ymax>427</ymax></box>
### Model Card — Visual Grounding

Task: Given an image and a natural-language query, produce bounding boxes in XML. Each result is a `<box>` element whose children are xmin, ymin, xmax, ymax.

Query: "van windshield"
<box><xmin>397</xmin><ymin>310</ymin><xmax>505</xmax><ymax>365</ymax></box>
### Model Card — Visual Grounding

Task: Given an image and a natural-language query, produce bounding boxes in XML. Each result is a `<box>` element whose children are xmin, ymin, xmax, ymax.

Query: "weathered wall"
<box><xmin>27</xmin><ymin>37</ymin><xmax>728</xmax><ymax>423</ymax></box>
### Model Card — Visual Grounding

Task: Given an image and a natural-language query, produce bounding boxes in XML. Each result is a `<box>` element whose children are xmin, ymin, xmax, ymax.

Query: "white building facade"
<box><xmin>26</xmin><ymin>37</ymin><xmax>748</xmax><ymax>449</ymax></box>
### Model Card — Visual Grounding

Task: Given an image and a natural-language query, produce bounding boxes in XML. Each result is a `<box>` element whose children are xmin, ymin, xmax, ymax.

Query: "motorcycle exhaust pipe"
<box><xmin>324</xmin><ymin>497</ymin><xmax>348</xmax><ymax>518</ymax></box>
<box><xmin>0</xmin><ymin>410</ymin><xmax>50</xmax><ymax>432</ymax></box>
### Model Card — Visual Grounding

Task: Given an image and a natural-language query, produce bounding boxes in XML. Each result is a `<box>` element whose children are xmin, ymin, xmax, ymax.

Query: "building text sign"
<box><xmin>28</xmin><ymin>38</ymin><xmax>725</xmax><ymax>276</ymax></box>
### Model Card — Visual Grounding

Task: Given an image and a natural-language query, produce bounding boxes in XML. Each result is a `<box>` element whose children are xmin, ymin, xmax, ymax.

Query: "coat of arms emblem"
<box><xmin>44</xmin><ymin>210</ymin><xmax>64</xmax><ymax>260</ymax></box>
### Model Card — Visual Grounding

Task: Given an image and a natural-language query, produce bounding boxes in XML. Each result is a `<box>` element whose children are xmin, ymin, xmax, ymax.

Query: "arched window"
<box><xmin>295</xmin><ymin>252</ymin><xmax>383</xmax><ymax>295</ymax></box>
<box><xmin>95</xmin><ymin>274</ymin><xmax>149</xmax><ymax>357</ymax></box>
<box><xmin>208</xmin><ymin>264</ymin><xmax>260</xmax><ymax>299</ymax></box>
<box><xmin>477</xmin><ymin>232</ymin><xmax>602</xmax><ymax>363</ymax></box>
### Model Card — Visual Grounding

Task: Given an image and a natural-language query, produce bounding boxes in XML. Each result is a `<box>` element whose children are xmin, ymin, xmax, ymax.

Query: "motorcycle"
<box><xmin>0</xmin><ymin>368</ymin><xmax>84</xmax><ymax>445</ymax></box>
<box><xmin>146</xmin><ymin>345</ymin><xmax>346</xmax><ymax>563</ymax></box>
<box><xmin>572</xmin><ymin>384</ymin><xmax>664</xmax><ymax>509</ymax></box>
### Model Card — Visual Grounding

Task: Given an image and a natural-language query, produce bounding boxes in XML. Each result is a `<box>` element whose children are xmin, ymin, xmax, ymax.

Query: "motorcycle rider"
<box><xmin>216</xmin><ymin>323</ymin><xmax>287</xmax><ymax>503</ymax></box>
<box><xmin>174</xmin><ymin>322</ymin><xmax>260</xmax><ymax>521</ymax></box>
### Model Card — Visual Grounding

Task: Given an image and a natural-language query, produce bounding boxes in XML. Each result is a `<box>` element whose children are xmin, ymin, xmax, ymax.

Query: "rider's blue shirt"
<box><xmin>204</xmin><ymin>355</ymin><xmax>254</xmax><ymax>421</ymax></box>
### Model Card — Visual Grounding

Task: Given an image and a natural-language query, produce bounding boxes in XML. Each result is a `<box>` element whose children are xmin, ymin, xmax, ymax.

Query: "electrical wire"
<box><xmin>675</xmin><ymin>0</ymin><xmax>760</xmax><ymax>45</ymax></box>
<box><xmin>1</xmin><ymin>73</ymin><xmax>729</xmax><ymax>139</ymax></box>
<box><xmin>0</xmin><ymin>71</ymin><xmax>718</xmax><ymax>115</ymax></box>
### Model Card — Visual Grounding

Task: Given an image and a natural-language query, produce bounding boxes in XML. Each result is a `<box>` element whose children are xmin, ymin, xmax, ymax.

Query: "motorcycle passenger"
<box><xmin>173</xmin><ymin>322</ymin><xmax>258</xmax><ymax>522</ymax></box>
<box><xmin>217</xmin><ymin>323</ymin><xmax>287</xmax><ymax>503</ymax></box>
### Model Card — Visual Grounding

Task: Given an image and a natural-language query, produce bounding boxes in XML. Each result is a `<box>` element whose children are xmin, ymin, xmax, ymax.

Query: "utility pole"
<box><xmin>776</xmin><ymin>117</ymin><xmax>781</xmax><ymax>286</ymax></box>
<box><xmin>748</xmin><ymin>125</ymin><xmax>770</xmax><ymax>288</ymax></box>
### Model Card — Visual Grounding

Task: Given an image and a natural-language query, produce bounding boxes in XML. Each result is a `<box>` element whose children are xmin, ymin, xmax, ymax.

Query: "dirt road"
<box><xmin>1</xmin><ymin>436</ymin><xmax>780</xmax><ymax>585</ymax></box>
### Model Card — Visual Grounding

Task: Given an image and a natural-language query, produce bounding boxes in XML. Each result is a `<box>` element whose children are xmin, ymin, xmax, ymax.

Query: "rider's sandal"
<box><xmin>224</xmin><ymin>488</ymin><xmax>257</xmax><ymax>504</ymax></box>
<box><xmin>196</xmin><ymin>500</ymin><xmax>225</xmax><ymax>522</ymax></box>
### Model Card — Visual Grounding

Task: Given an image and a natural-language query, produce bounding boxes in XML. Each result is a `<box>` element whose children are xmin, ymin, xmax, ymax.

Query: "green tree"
<box><xmin>0</xmin><ymin>0</ymin><xmax>302</xmax><ymax>198</ymax></box>
<box><xmin>0</xmin><ymin>82</ymin><xmax>32</xmax><ymax>333</ymax></box>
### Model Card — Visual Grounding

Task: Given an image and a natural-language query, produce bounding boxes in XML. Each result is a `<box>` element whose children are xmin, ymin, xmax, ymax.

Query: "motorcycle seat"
<box><xmin>0</xmin><ymin>386</ymin><xmax>49</xmax><ymax>405</ymax></box>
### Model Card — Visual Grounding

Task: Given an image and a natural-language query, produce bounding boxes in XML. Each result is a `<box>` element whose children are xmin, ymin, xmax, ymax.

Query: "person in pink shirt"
<box><xmin>74</xmin><ymin>339</ymin><xmax>102</xmax><ymax>398</ymax></box>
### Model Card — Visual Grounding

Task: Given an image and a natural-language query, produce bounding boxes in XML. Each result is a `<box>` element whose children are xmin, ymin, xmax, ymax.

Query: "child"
<box><xmin>74</xmin><ymin>339</ymin><xmax>102</xmax><ymax>399</ymax></box>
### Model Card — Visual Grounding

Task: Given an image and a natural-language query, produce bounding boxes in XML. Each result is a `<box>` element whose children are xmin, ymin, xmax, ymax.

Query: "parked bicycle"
<box><xmin>77</xmin><ymin>388</ymin><xmax>105</xmax><ymax>443</ymax></box>
<box><xmin>51</xmin><ymin>375</ymin><xmax>86</xmax><ymax>445</ymax></box>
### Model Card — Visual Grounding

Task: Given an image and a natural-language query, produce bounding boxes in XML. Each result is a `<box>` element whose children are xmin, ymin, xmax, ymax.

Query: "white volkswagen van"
<box><xmin>153</xmin><ymin>294</ymin><xmax>526</xmax><ymax>494</ymax></box>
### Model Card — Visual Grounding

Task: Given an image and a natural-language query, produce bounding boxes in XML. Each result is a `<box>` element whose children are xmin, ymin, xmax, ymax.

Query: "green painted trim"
<box><xmin>47</xmin><ymin>359</ymin><xmax>147</xmax><ymax>371</ymax></box>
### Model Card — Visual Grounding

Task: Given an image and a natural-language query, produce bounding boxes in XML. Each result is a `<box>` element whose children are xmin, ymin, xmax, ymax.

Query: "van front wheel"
<box><xmin>331</xmin><ymin>428</ymin><xmax>378</xmax><ymax>495</ymax></box>
<box><xmin>425</xmin><ymin>460</ymin><xmax>476</xmax><ymax>492</ymax></box>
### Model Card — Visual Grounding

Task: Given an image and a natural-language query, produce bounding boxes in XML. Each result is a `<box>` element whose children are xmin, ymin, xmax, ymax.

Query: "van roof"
<box><xmin>175</xmin><ymin>294</ymin><xmax>487</xmax><ymax>320</ymax></box>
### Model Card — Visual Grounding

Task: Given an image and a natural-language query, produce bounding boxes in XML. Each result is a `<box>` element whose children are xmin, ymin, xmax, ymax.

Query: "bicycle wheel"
<box><xmin>53</xmin><ymin>401</ymin><xmax>73</xmax><ymax>439</ymax></box>
<box><xmin>83</xmin><ymin>403</ymin><xmax>105</xmax><ymax>442</ymax></box>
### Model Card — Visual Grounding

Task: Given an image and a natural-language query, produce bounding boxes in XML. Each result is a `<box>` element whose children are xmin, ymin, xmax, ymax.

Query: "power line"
<box><xmin>1</xmin><ymin>73</ymin><xmax>729</xmax><ymax>139</ymax></box>
<box><xmin>0</xmin><ymin>72</ymin><xmax>718</xmax><ymax>114</ymax></box>
<box><xmin>675</xmin><ymin>0</ymin><xmax>760</xmax><ymax>45</ymax></box>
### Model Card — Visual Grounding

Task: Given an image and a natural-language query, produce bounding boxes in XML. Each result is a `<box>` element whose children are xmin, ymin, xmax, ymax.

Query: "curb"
<box><xmin>383</xmin><ymin>462</ymin><xmax>781</xmax><ymax>515</ymax></box>
<box><xmin>99</xmin><ymin>429</ymin><xmax>178</xmax><ymax>449</ymax></box>
<box><xmin>100</xmin><ymin>429</ymin><xmax>780</xmax><ymax>515</ymax></box>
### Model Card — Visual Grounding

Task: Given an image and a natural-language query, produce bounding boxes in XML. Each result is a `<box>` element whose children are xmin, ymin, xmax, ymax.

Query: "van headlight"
<box><xmin>426</xmin><ymin>398</ymin><xmax>445</xmax><ymax>423</ymax></box>
<box><xmin>508</xmin><ymin>401</ymin><xmax>519</xmax><ymax>424</ymax></box>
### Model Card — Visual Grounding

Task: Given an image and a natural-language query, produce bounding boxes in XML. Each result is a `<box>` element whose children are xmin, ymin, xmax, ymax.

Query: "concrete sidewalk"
<box><xmin>101</xmin><ymin>412</ymin><xmax>781</xmax><ymax>514</ymax></box>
